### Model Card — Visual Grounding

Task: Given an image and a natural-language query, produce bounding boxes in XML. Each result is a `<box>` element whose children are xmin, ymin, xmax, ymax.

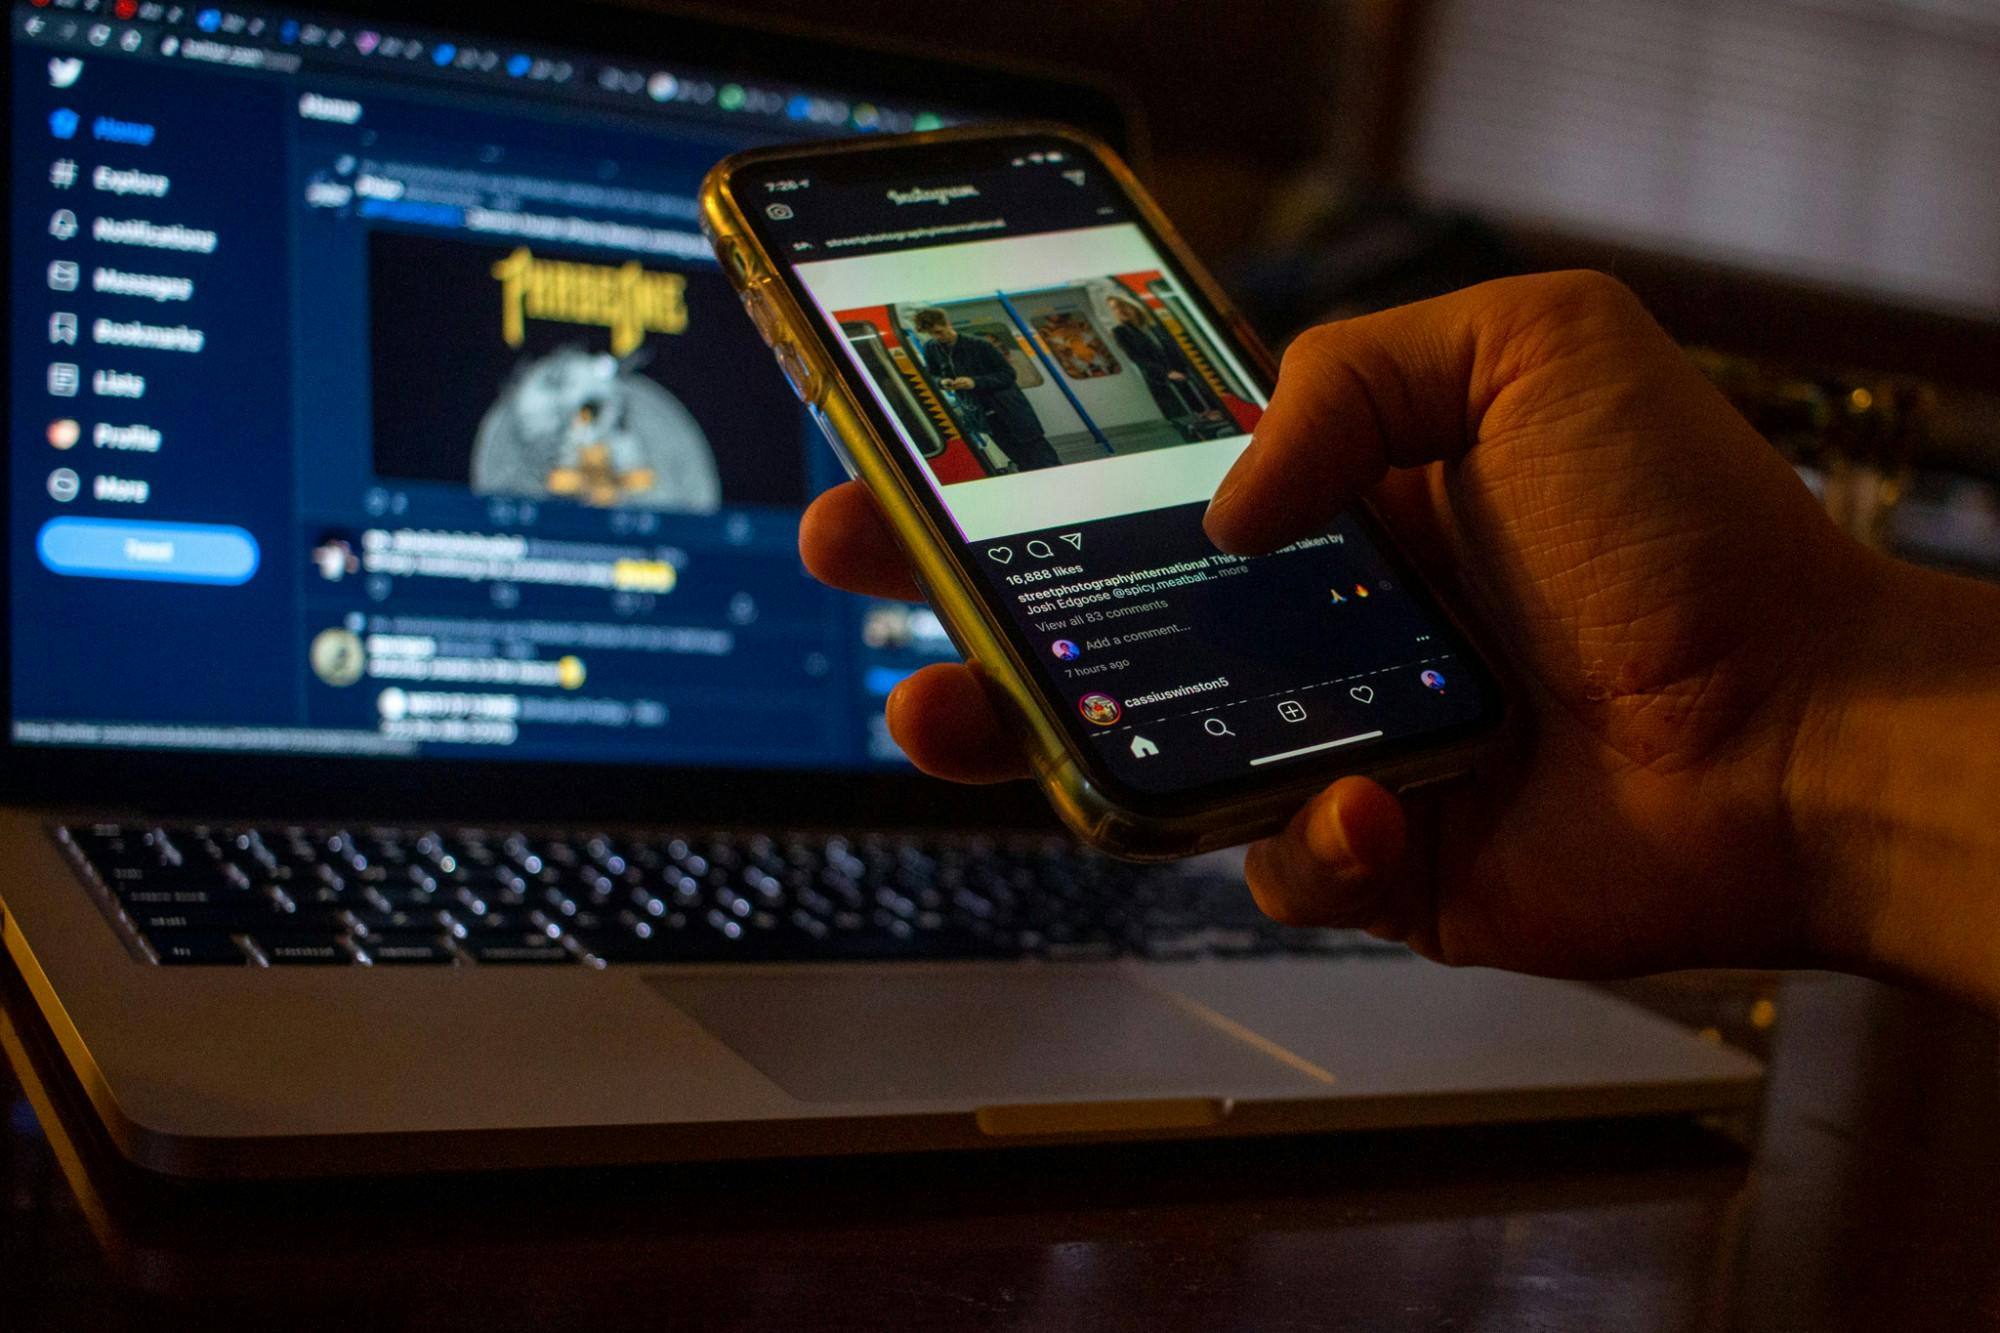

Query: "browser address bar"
<box><xmin>173</xmin><ymin>37</ymin><xmax>303</xmax><ymax>73</ymax></box>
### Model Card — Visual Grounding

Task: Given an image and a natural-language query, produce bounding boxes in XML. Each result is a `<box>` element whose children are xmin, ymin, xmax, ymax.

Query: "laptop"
<box><xmin>0</xmin><ymin>0</ymin><xmax>1760</xmax><ymax>1178</ymax></box>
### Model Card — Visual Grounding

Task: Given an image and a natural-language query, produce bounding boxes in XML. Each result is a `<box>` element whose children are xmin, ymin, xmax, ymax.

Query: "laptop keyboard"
<box><xmin>56</xmin><ymin>823</ymin><xmax>1403</xmax><ymax>967</ymax></box>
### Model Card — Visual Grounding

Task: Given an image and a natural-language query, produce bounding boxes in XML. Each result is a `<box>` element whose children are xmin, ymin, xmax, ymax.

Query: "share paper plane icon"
<box><xmin>1058</xmin><ymin>533</ymin><xmax>1082</xmax><ymax>550</ymax></box>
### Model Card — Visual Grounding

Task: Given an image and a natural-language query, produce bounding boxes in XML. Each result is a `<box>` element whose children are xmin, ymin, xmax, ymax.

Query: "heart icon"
<box><xmin>987</xmin><ymin>546</ymin><xmax>1013</xmax><ymax>564</ymax></box>
<box><xmin>1349</xmin><ymin>685</ymin><xmax>1375</xmax><ymax>704</ymax></box>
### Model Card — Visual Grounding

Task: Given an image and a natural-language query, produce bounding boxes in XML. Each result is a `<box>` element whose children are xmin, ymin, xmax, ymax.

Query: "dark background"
<box><xmin>656</xmin><ymin>0</ymin><xmax>2000</xmax><ymax>406</ymax></box>
<box><xmin>367</xmin><ymin>230</ymin><xmax>809</xmax><ymax>508</ymax></box>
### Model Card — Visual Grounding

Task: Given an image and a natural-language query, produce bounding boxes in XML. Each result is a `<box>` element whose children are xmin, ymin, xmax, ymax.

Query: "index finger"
<box><xmin>799</xmin><ymin>481</ymin><xmax>923</xmax><ymax>602</ymax></box>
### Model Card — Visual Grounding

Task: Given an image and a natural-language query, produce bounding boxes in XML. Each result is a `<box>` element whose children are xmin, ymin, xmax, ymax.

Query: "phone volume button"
<box><xmin>808</xmin><ymin>403</ymin><xmax>859</xmax><ymax>480</ymax></box>
<box><xmin>715</xmin><ymin>235</ymin><xmax>755</xmax><ymax>285</ymax></box>
<box><xmin>771</xmin><ymin>337</ymin><xmax>819</xmax><ymax>404</ymax></box>
<box><xmin>738</xmin><ymin>285</ymin><xmax>780</xmax><ymax>345</ymax></box>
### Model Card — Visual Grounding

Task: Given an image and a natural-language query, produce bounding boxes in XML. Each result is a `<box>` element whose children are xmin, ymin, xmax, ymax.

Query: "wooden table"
<box><xmin>1</xmin><ymin>955</ymin><xmax>1992</xmax><ymax>1332</ymax></box>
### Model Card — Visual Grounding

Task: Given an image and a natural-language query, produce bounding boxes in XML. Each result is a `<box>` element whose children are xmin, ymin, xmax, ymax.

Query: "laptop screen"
<box><xmin>6</xmin><ymin>3</ymin><xmax>1111</xmax><ymax>783</ymax></box>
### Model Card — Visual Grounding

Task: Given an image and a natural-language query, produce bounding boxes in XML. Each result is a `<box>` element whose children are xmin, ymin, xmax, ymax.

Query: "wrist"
<box><xmin>1785</xmin><ymin>552</ymin><xmax>2000</xmax><ymax>1007</ymax></box>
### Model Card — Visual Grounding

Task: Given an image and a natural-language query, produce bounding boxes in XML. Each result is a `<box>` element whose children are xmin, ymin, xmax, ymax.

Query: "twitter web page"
<box><xmin>767</xmin><ymin>151</ymin><xmax>1498</xmax><ymax>796</ymax></box>
<box><xmin>7</xmin><ymin>4</ymin><xmax>975</xmax><ymax>772</ymax></box>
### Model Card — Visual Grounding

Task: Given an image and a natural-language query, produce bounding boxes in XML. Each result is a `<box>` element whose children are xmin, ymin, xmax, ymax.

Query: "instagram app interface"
<box><xmin>757</xmin><ymin>142</ymin><xmax>1499</xmax><ymax>799</ymax></box>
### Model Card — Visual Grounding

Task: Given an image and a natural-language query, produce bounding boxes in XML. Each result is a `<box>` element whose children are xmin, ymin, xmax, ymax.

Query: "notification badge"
<box><xmin>1077</xmin><ymin>693</ymin><xmax>1121</xmax><ymax>726</ymax></box>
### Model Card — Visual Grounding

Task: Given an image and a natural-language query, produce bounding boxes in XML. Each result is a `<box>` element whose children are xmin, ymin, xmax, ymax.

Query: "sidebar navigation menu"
<box><xmin>12</xmin><ymin>37</ymin><xmax>297</xmax><ymax>726</ymax></box>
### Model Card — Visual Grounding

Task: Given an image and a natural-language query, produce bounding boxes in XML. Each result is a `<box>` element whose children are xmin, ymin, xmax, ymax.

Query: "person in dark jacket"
<box><xmin>912</xmin><ymin>308</ymin><xmax>1060</xmax><ymax>472</ymax></box>
<box><xmin>1107</xmin><ymin>295</ymin><xmax>1228</xmax><ymax>438</ymax></box>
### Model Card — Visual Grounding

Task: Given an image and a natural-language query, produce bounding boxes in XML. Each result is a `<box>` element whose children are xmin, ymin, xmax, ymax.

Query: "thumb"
<box><xmin>1243</xmin><ymin>776</ymin><xmax>1409</xmax><ymax>929</ymax></box>
<box><xmin>1203</xmin><ymin>271</ymin><xmax>1651</xmax><ymax>554</ymax></box>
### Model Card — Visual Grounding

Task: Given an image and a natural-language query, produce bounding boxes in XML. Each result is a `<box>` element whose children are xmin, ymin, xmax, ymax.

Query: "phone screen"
<box><xmin>735</xmin><ymin>134</ymin><xmax>1501</xmax><ymax>813</ymax></box>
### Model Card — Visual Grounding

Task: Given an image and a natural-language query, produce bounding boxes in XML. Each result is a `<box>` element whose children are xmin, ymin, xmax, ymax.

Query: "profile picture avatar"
<box><xmin>1051</xmin><ymin>638</ymin><xmax>1080</xmax><ymax>661</ymax></box>
<box><xmin>1077</xmin><ymin>693</ymin><xmax>1121</xmax><ymax>726</ymax></box>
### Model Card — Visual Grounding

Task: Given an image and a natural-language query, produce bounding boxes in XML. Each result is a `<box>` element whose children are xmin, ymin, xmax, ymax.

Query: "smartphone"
<box><xmin>701</xmin><ymin>124</ymin><xmax>1506</xmax><ymax>858</ymax></box>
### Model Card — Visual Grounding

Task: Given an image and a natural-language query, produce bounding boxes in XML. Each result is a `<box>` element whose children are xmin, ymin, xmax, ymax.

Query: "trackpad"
<box><xmin>649</xmin><ymin>967</ymin><xmax>1319</xmax><ymax>1104</ymax></box>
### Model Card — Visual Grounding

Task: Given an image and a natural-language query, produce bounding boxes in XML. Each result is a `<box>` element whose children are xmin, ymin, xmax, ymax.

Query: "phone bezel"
<box><xmin>721</xmin><ymin>126</ymin><xmax>1507</xmax><ymax>823</ymax></box>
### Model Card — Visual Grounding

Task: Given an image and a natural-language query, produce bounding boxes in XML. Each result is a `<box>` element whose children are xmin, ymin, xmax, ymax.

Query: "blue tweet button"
<box><xmin>38</xmin><ymin>518</ymin><xmax>260</xmax><ymax>586</ymax></box>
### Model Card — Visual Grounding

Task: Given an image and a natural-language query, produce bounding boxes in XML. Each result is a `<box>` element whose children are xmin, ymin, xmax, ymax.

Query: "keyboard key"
<box><xmin>460</xmin><ymin>931</ymin><xmax>574</xmax><ymax>964</ymax></box>
<box><xmin>1201</xmin><ymin>928</ymin><xmax>1277</xmax><ymax>958</ymax></box>
<box><xmin>124</xmin><ymin>905</ymin><xmax>246</xmax><ymax>933</ymax></box>
<box><xmin>113</xmin><ymin>886</ymin><xmax>231</xmax><ymax>908</ymax></box>
<box><xmin>1045</xmin><ymin>940</ymin><xmax>1122</xmax><ymax>963</ymax></box>
<box><xmin>569</xmin><ymin>929</ymin><xmax>723</xmax><ymax>963</ymax></box>
<box><xmin>252</xmin><ymin>933</ymin><xmax>360</xmax><ymax>965</ymax></box>
<box><xmin>152</xmin><ymin>931</ymin><xmax>250</xmax><ymax>965</ymax></box>
<box><xmin>364</xmin><ymin>934</ymin><xmax>457</xmax><ymax>965</ymax></box>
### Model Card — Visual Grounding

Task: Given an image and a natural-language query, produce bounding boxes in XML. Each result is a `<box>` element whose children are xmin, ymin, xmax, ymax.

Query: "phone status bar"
<box><xmin>14</xmin><ymin>0</ymin><xmax>957</xmax><ymax>137</ymax></box>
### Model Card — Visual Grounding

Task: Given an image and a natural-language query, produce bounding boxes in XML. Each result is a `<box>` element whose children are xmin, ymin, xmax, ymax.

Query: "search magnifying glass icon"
<box><xmin>1203</xmin><ymin>717</ymin><xmax>1235</xmax><ymax>738</ymax></box>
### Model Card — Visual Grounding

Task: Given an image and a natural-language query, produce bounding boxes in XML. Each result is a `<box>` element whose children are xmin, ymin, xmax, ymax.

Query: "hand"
<box><xmin>948</xmin><ymin>376</ymin><xmax>976</xmax><ymax>391</ymax></box>
<box><xmin>802</xmin><ymin>272</ymin><xmax>2000</xmax><ymax>1004</ymax></box>
<box><xmin>1167</xmin><ymin>371</ymin><xmax>1187</xmax><ymax>381</ymax></box>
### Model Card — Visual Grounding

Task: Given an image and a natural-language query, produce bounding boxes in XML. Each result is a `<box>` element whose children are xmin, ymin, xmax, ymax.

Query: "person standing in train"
<box><xmin>1107</xmin><ymin>294</ymin><xmax>1228</xmax><ymax>439</ymax></box>
<box><xmin>912</xmin><ymin>307</ymin><xmax>1061</xmax><ymax>472</ymax></box>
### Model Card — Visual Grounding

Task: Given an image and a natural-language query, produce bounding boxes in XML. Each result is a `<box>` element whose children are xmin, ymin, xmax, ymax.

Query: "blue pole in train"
<box><xmin>994</xmin><ymin>291</ymin><xmax>1112</xmax><ymax>456</ymax></box>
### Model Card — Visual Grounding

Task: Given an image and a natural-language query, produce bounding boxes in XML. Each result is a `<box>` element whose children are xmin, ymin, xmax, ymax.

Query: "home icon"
<box><xmin>1129</xmin><ymin>735</ymin><xmax>1159</xmax><ymax>758</ymax></box>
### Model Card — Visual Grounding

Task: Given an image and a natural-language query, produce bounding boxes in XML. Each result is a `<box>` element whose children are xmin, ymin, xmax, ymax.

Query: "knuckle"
<box><xmin>1517</xmin><ymin>269</ymin><xmax>1644</xmax><ymax>325</ymax></box>
<box><xmin>1277</xmin><ymin>320</ymin><xmax>1347</xmax><ymax>376</ymax></box>
<box><xmin>1467</xmin><ymin>269</ymin><xmax>1657</xmax><ymax>392</ymax></box>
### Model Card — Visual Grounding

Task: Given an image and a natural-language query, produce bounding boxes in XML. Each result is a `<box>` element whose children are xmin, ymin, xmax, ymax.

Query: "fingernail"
<box><xmin>1302</xmin><ymin>793</ymin><xmax>1353</xmax><ymax>866</ymax></box>
<box><xmin>1310</xmin><ymin>778</ymin><xmax>1406</xmax><ymax>872</ymax></box>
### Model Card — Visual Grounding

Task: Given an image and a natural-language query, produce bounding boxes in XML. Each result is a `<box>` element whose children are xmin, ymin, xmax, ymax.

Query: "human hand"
<box><xmin>948</xmin><ymin>376</ymin><xmax>976</xmax><ymax>391</ymax></box>
<box><xmin>1167</xmin><ymin>371</ymin><xmax>1187</xmax><ymax>381</ymax></box>
<box><xmin>801</xmin><ymin>272</ymin><xmax>2000</xmax><ymax>1002</ymax></box>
